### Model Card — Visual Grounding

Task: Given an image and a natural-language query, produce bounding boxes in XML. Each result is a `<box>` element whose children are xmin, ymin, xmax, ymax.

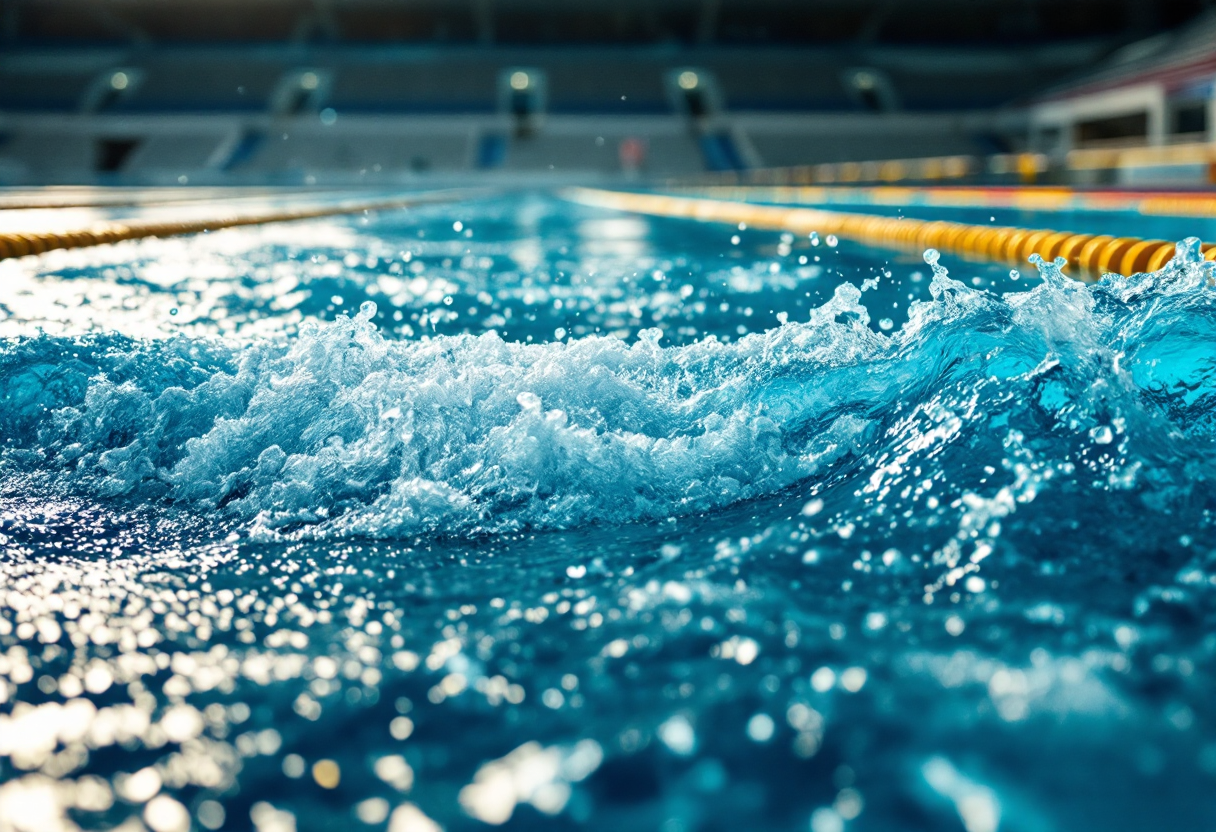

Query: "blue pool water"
<box><xmin>1</xmin><ymin>192</ymin><xmax>1215</xmax><ymax>832</ymax></box>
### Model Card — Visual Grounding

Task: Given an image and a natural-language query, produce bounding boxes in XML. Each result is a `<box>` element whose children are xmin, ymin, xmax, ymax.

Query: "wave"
<box><xmin>2</xmin><ymin>240</ymin><xmax>1214</xmax><ymax>539</ymax></box>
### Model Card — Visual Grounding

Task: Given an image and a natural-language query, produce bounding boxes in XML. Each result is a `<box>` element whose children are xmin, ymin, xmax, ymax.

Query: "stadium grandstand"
<box><xmin>0</xmin><ymin>0</ymin><xmax>1213</xmax><ymax>183</ymax></box>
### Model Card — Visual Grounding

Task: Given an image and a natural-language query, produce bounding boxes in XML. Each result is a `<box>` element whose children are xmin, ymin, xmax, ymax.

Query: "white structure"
<box><xmin>1030</xmin><ymin>13</ymin><xmax>1216</xmax><ymax>154</ymax></box>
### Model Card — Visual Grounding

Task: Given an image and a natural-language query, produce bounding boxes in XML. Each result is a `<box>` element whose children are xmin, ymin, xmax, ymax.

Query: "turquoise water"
<box><xmin>2</xmin><ymin>193</ymin><xmax>1216</xmax><ymax>832</ymax></box>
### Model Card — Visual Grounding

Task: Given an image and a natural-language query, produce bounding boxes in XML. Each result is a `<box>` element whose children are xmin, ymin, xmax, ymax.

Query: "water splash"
<box><xmin>3</xmin><ymin>228</ymin><xmax>1216</xmax><ymax>832</ymax></box>
<box><xmin>2</xmin><ymin>241</ymin><xmax>1214</xmax><ymax>544</ymax></box>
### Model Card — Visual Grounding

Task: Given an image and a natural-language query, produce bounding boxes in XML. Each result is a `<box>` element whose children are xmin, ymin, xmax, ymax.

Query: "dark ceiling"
<box><xmin>3</xmin><ymin>0</ymin><xmax>1212</xmax><ymax>47</ymax></box>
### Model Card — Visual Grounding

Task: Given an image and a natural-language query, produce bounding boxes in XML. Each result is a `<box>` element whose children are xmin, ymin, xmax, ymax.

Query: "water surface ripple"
<box><xmin>1</xmin><ymin>195</ymin><xmax>1214</xmax><ymax>832</ymax></box>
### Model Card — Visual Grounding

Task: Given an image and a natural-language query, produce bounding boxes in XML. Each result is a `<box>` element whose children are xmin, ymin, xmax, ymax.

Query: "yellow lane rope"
<box><xmin>566</xmin><ymin>187</ymin><xmax>1216</xmax><ymax>281</ymax></box>
<box><xmin>0</xmin><ymin>189</ymin><xmax>475</xmax><ymax>261</ymax></box>
<box><xmin>673</xmin><ymin>184</ymin><xmax>1216</xmax><ymax>219</ymax></box>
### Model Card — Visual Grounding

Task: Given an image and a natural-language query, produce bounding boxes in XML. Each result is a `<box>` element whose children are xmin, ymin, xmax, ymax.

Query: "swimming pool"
<box><xmin>2</xmin><ymin>191</ymin><xmax>1215</xmax><ymax>832</ymax></box>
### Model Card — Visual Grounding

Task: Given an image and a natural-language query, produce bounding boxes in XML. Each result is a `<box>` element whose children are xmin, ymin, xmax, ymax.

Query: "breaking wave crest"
<box><xmin>3</xmin><ymin>239</ymin><xmax>1215</xmax><ymax>539</ymax></box>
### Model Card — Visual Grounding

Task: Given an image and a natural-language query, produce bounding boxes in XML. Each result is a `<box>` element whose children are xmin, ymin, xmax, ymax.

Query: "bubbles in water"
<box><xmin>810</xmin><ymin>808</ymin><xmax>845</xmax><ymax>832</ymax></box>
<box><xmin>746</xmin><ymin>713</ymin><xmax>775</xmax><ymax>742</ymax></box>
<box><xmin>659</xmin><ymin>716</ymin><xmax>697</xmax><ymax>756</ymax></box>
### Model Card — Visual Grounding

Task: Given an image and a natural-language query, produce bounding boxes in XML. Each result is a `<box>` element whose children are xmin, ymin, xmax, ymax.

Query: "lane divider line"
<box><xmin>0</xmin><ymin>187</ymin><xmax>353</xmax><ymax>212</ymax></box>
<box><xmin>564</xmin><ymin>187</ymin><xmax>1216</xmax><ymax>281</ymax></box>
<box><xmin>0</xmin><ymin>189</ymin><xmax>477</xmax><ymax>262</ymax></box>
<box><xmin>668</xmin><ymin>184</ymin><xmax>1216</xmax><ymax>219</ymax></box>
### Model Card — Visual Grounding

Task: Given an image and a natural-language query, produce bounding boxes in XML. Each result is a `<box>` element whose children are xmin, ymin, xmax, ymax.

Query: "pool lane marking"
<box><xmin>0</xmin><ymin>189</ymin><xmax>479</xmax><ymax>261</ymax></box>
<box><xmin>666</xmin><ymin>184</ymin><xmax>1216</xmax><ymax>219</ymax></box>
<box><xmin>0</xmin><ymin>187</ymin><xmax>356</xmax><ymax>212</ymax></box>
<box><xmin>564</xmin><ymin>187</ymin><xmax>1216</xmax><ymax>281</ymax></box>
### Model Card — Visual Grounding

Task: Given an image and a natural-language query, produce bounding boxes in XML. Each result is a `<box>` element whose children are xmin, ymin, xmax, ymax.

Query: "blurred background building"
<box><xmin>0</xmin><ymin>0</ymin><xmax>1214</xmax><ymax>185</ymax></box>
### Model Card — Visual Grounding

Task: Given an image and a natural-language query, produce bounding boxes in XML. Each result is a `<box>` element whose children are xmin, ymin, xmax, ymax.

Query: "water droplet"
<box><xmin>746</xmin><ymin>713</ymin><xmax>775</xmax><ymax>742</ymax></box>
<box><xmin>312</xmin><ymin>759</ymin><xmax>340</xmax><ymax>788</ymax></box>
<box><xmin>801</xmin><ymin>498</ymin><xmax>824</xmax><ymax>516</ymax></box>
<box><xmin>658</xmin><ymin>715</ymin><xmax>696</xmax><ymax>755</ymax></box>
